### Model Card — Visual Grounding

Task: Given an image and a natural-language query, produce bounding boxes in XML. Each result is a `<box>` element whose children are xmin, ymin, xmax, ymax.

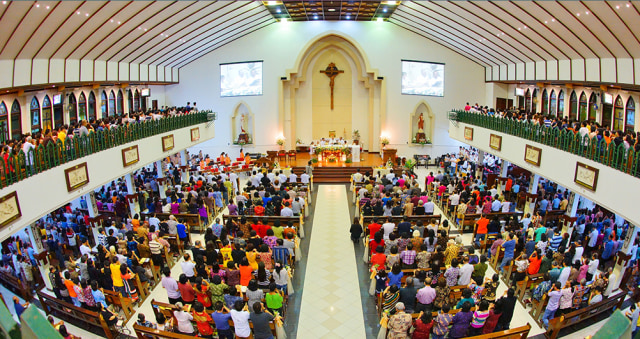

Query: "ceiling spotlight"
<box><xmin>138</xmin><ymin>27</ymin><xmax>141</xmax><ymax>30</ymax></box>
<box><xmin>85</xmin><ymin>13</ymin><xmax>89</xmax><ymax>16</ymax></box>
<box><xmin>117</xmin><ymin>21</ymin><xmax>121</xmax><ymax>24</ymax></box>
<box><xmin>77</xmin><ymin>11</ymin><xmax>80</xmax><ymax>15</ymax></box>
<box><xmin>518</xmin><ymin>27</ymin><xmax>521</xmax><ymax>30</ymax></box>
<box><xmin>576</xmin><ymin>13</ymin><xmax>580</xmax><ymax>16</ymax></box>
<box><xmin>144</xmin><ymin>28</ymin><xmax>147</xmax><ymax>31</ymax></box>
<box><xmin>276</xmin><ymin>8</ymin><xmax>281</xmax><ymax>13</ymax></box>
<box><xmin>616</xmin><ymin>5</ymin><xmax>620</xmax><ymax>9</ymax></box>
<box><xmin>46</xmin><ymin>5</ymin><xmax>49</xmax><ymax>9</ymax></box>
<box><xmin>345</xmin><ymin>15</ymin><xmax>351</xmax><ymax>19</ymax></box>
<box><xmin>110</xmin><ymin>19</ymin><xmax>114</xmax><ymax>22</ymax></box>
<box><xmin>36</xmin><ymin>4</ymin><xmax>40</xmax><ymax>7</ymax></box>
<box><xmin>2</xmin><ymin>1</ymin><xmax>6</xmax><ymax>4</ymax></box>
<box><xmin>313</xmin><ymin>15</ymin><xmax>318</xmax><ymax>19</ymax></box>
<box><xmin>523</xmin><ymin>26</ymin><xmax>526</xmax><ymax>29</ymax></box>
<box><xmin>627</xmin><ymin>3</ymin><xmax>631</xmax><ymax>7</ymax></box>
<box><xmin>267</xmin><ymin>1</ymin><xmax>278</xmax><ymax>5</ymax></box>
<box><xmin>383</xmin><ymin>8</ymin><xmax>388</xmax><ymax>12</ymax></box>
<box><xmin>328</xmin><ymin>8</ymin><xmax>336</xmax><ymax>12</ymax></box>
<box><xmin>551</xmin><ymin>18</ymin><xmax>555</xmax><ymax>22</ymax></box>
<box><xmin>585</xmin><ymin>11</ymin><xmax>589</xmax><ymax>15</ymax></box>
<box><xmin>545</xmin><ymin>21</ymin><xmax>547</xmax><ymax>23</ymax></box>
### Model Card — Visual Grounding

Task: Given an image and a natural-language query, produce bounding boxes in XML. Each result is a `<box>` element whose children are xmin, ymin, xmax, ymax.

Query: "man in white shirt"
<box><xmin>229</xmin><ymin>171</ymin><xmax>239</xmax><ymax>191</ymax></box>
<box><xmin>557</xmin><ymin>262</ymin><xmax>571</xmax><ymax>287</ymax></box>
<box><xmin>424</xmin><ymin>201</ymin><xmax>435</xmax><ymax>215</ymax></box>
<box><xmin>358</xmin><ymin>187</ymin><xmax>368</xmax><ymax>199</ymax></box>
<box><xmin>250</xmin><ymin>171</ymin><xmax>261</xmax><ymax>187</ymax></box>
<box><xmin>289</xmin><ymin>172</ymin><xmax>298</xmax><ymax>183</ymax></box>
<box><xmin>278</xmin><ymin>172</ymin><xmax>287</xmax><ymax>183</ymax></box>
<box><xmin>180</xmin><ymin>253</ymin><xmax>196</xmax><ymax>282</ymax></box>
<box><xmin>300</xmin><ymin>172</ymin><xmax>310</xmax><ymax>184</ymax></box>
<box><xmin>458</xmin><ymin>256</ymin><xmax>474</xmax><ymax>285</ymax></box>
<box><xmin>382</xmin><ymin>218</ymin><xmax>396</xmax><ymax>240</ymax></box>
<box><xmin>79</xmin><ymin>239</ymin><xmax>93</xmax><ymax>258</ymax></box>
<box><xmin>448</xmin><ymin>193</ymin><xmax>460</xmax><ymax>207</ymax></box>
<box><xmin>267</xmin><ymin>171</ymin><xmax>276</xmax><ymax>183</ymax></box>
<box><xmin>280</xmin><ymin>202</ymin><xmax>294</xmax><ymax>216</ymax></box>
<box><xmin>385</xmin><ymin>170</ymin><xmax>395</xmax><ymax>182</ymax></box>
<box><xmin>352</xmin><ymin>169</ymin><xmax>363</xmax><ymax>183</ymax></box>
<box><xmin>291</xmin><ymin>198</ymin><xmax>302</xmax><ymax>216</ymax></box>
<box><xmin>22</xmin><ymin>137</ymin><xmax>35</xmax><ymax>167</ymax></box>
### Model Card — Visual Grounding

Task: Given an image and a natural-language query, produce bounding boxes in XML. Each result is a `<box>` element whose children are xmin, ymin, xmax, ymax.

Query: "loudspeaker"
<box><xmin>281</xmin><ymin>77</ymin><xmax>287</xmax><ymax>80</ymax></box>
<box><xmin>377</xmin><ymin>76</ymin><xmax>384</xmax><ymax>80</ymax></box>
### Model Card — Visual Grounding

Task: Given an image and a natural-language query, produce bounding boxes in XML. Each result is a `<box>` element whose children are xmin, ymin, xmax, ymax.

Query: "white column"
<box><xmin>26</xmin><ymin>225</ymin><xmax>52</xmax><ymax>290</ymax></box>
<box><xmin>476</xmin><ymin>150</ymin><xmax>485</xmax><ymax>179</ymax></box>
<box><xmin>611</xmin><ymin>224</ymin><xmax>639</xmax><ymax>293</ymax></box>
<box><xmin>180</xmin><ymin>150</ymin><xmax>189</xmax><ymax>183</ymax></box>
<box><xmin>85</xmin><ymin>193</ymin><xmax>101</xmax><ymax>245</ymax></box>
<box><xmin>500</xmin><ymin>160</ymin><xmax>509</xmax><ymax>177</ymax></box>
<box><xmin>567</xmin><ymin>192</ymin><xmax>580</xmax><ymax>217</ymax></box>
<box><xmin>156</xmin><ymin>160</ymin><xmax>167</xmax><ymax>198</ymax></box>
<box><xmin>124</xmin><ymin>173</ymin><xmax>139</xmax><ymax>217</ymax></box>
<box><xmin>524</xmin><ymin>174</ymin><xmax>540</xmax><ymax>216</ymax></box>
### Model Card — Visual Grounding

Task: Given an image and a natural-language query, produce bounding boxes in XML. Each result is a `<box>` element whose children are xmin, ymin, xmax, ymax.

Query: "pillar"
<box><xmin>156</xmin><ymin>160</ymin><xmax>167</xmax><ymax>198</ymax></box>
<box><xmin>26</xmin><ymin>225</ymin><xmax>52</xmax><ymax>290</ymax></box>
<box><xmin>85</xmin><ymin>192</ymin><xmax>101</xmax><ymax>245</ymax></box>
<box><xmin>180</xmin><ymin>150</ymin><xmax>189</xmax><ymax>183</ymax></box>
<box><xmin>567</xmin><ymin>192</ymin><xmax>580</xmax><ymax>218</ymax></box>
<box><xmin>611</xmin><ymin>224</ymin><xmax>639</xmax><ymax>293</ymax></box>
<box><xmin>475</xmin><ymin>150</ymin><xmax>485</xmax><ymax>179</ymax></box>
<box><xmin>124</xmin><ymin>173</ymin><xmax>139</xmax><ymax>217</ymax></box>
<box><xmin>524</xmin><ymin>174</ymin><xmax>540</xmax><ymax>216</ymax></box>
<box><xmin>500</xmin><ymin>160</ymin><xmax>509</xmax><ymax>177</ymax></box>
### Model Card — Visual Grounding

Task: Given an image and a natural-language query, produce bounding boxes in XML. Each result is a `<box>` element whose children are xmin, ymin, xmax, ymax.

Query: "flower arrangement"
<box><xmin>296</xmin><ymin>138</ymin><xmax>303</xmax><ymax>144</ymax></box>
<box><xmin>352</xmin><ymin>129</ymin><xmax>361</xmax><ymax>140</ymax></box>
<box><xmin>276</xmin><ymin>137</ymin><xmax>285</xmax><ymax>146</ymax></box>
<box><xmin>380</xmin><ymin>137</ymin><xmax>390</xmax><ymax>146</ymax></box>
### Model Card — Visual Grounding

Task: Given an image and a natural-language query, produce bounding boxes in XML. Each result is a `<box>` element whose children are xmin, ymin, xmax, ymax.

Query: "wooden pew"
<box><xmin>223</xmin><ymin>214</ymin><xmax>303</xmax><ymax>227</ymax></box>
<box><xmin>547</xmin><ymin>290</ymin><xmax>626</xmax><ymax>339</ymax></box>
<box><xmin>133</xmin><ymin>324</ymin><xmax>196</xmax><ymax>339</ymax></box>
<box><xmin>104</xmin><ymin>288</ymin><xmax>135</xmax><ymax>322</ymax></box>
<box><xmin>165</xmin><ymin>235</ymin><xmax>185</xmax><ymax>258</ymax></box>
<box><xmin>542</xmin><ymin>210</ymin><xmax>565</xmax><ymax>226</ymax></box>
<box><xmin>515</xmin><ymin>273</ymin><xmax>545</xmax><ymax>305</ymax></box>
<box><xmin>459</xmin><ymin>212</ymin><xmax>523</xmax><ymax>235</ymax></box>
<box><xmin>37</xmin><ymin>290</ymin><xmax>116</xmax><ymax>339</ymax></box>
<box><xmin>467</xmin><ymin>324</ymin><xmax>532</xmax><ymax>339</ymax></box>
<box><xmin>140</xmin><ymin>257</ymin><xmax>161</xmax><ymax>284</ymax></box>
<box><xmin>0</xmin><ymin>271</ymin><xmax>32</xmax><ymax>301</ymax></box>
<box><xmin>133</xmin><ymin>274</ymin><xmax>150</xmax><ymax>303</ymax></box>
<box><xmin>361</xmin><ymin>215</ymin><xmax>443</xmax><ymax>234</ymax></box>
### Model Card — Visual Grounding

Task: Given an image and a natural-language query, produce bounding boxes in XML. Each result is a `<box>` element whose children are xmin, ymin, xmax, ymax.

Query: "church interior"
<box><xmin>0</xmin><ymin>1</ymin><xmax>638</xmax><ymax>338</ymax></box>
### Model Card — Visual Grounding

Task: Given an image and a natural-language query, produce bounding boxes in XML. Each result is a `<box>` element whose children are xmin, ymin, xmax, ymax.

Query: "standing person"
<box><xmin>431</xmin><ymin>304</ymin><xmax>453</xmax><ymax>339</ymax></box>
<box><xmin>542</xmin><ymin>282</ymin><xmax>562</xmax><ymax>329</ymax></box>
<box><xmin>500</xmin><ymin>232</ymin><xmax>516</xmax><ymax>273</ymax></box>
<box><xmin>411</xmin><ymin>311</ymin><xmax>434</xmax><ymax>339</ymax></box>
<box><xmin>250</xmin><ymin>302</ymin><xmax>275</xmax><ymax>339</ymax></box>
<box><xmin>230</xmin><ymin>300</ymin><xmax>251</xmax><ymax>339</ymax></box>
<box><xmin>211</xmin><ymin>302</ymin><xmax>233</xmax><ymax>339</ymax></box>
<box><xmin>350</xmin><ymin>217</ymin><xmax>363</xmax><ymax>244</ymax></box>
<box><xmin>496</xmin><ymin>288</ymin><xmax>517</xmax><ymax>331</ymax></box>
<box><xmin>387</xmin><ymin>302</ymin><xmax>413</xmax><ymax>339</ymax></box>
<box><xmin>180</xmin><ymin>253</ymin><xmax>196</xmax><ymax>282</ymax></box>
<box><xmin>161</xmin><ymin>267</ymin><xmax>181</xmax><ymax>304</ymax></box>
<box><xmin>173</xmin><ymin>302</ymin><xmax>195</xmax><ymax>335</ymax></box>
<box><xmin>449</xmin><ymin>301</ymin><xmax>473</xmax><ymax>339</ymax></box>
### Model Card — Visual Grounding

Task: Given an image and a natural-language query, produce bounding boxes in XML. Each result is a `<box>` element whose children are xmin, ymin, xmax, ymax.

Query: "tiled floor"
<box><xmin>296</xmin><ymin>185</ymin><xmax>366</xmax><ymax>339</ymax></box>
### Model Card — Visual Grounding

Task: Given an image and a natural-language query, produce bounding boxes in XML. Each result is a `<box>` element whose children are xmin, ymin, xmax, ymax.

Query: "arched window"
<box><xmin>613</xmin><ymin>95</ymin><xmax>625</xmax><ymax>131</ymax></box>
<box><xmin>532</xmin><ymin>89</ymin><xmax>538</xmax><ymax>113</ymax></box>
<box><xmin>569</xmin><ymin>91</ymin><xmax>577</xmax><ymax>120</ymax></box>
<box><xmin>30</xmin><ymin>97</ymin><xmax>41</xmax><ymax>134</ymax></box>
<box><xmin>78</xmin><ymin>92</ymin><xmax>87</xmax><ymax>121</ymax></box>
<box><xmin>109</xmin><ymin>90</ymin><xmax>116</xmax><ymax>117</ymax></box>
<box><xmin>579</xmin><ymin>92</ymin><xmax>588</xmax><ymax>121</ymax></box>
<box><xmin>117</xmin><ymin>90</ymin><xmax>124</xmax><ymax>115</ymax></box>
<box><xmin>550</xmin><ymin>90</ymin><xmax>557</xmax><ymax>116</ymax></box>
<box><xmin>88</xmin><ymin>91</ymin><xmax>96</xmax><ymax>121</ymax></box>
<box><xmin>558</xmin><ymin>90</ymin><xmax>565</xmax><ymax>117</ymax></box>
<box><xmin>68</xmin><ymin>93</ymin><xmax>77</xmax><ymax>124</ymax></box>
<box><xmin>42</xmin><ymin>95</ymin><xmax>52</xmax><ymax>133</ymax></box>
<box><xmin>0</xmin><ymin>102</ymin><xmax>8</xmax><ymax>142</ymax></box>
<box><xmin>588</xmin><ymin>92</ymin><xmax>597</xmax><ymax>121</ymax></box>
<box><xmin>525</xmin><ymin>89</ymin><xmax>531</xmax><ymax>112</ymax></box>
<box><xmin>101</xmin><ymin>91</ymin><xmax>108</xmax><ymax>119</ymax></box>
<box><xmin>133</xmin><ymin>89</ymin><xmax>140</xmax><ymax>112</ymax></box>
<box><xmin>10</xmin><ymin>99</ymin><xmax>22</xmax><ymax>140</ymax></box>
<box><xmin>541</xmin><ymin>89</ymin><xmax>548</xmax><ymax>115</ymax></box>
<box><xmin>126</xmin><ymin>89</ymin><xmax>133</xmax><ymax>114</ymax></box>
<box><xmin>626</xmin><ymin>97</ymin><xmax>635</xmax><ymax>133</ymax></box>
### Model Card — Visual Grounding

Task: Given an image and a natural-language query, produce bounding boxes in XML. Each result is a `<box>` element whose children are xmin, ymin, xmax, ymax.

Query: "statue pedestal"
<box><xmin>415</xmin><ymin>133</ymin><xmax>426</xmax><ymax>143</ymax></box>
<box><xmin>237</xmin><ymin>133</ymin><xmax>250</xmax><ymax>144</ymax></box>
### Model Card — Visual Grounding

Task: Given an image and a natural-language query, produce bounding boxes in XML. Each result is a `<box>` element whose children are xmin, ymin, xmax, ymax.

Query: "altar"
<box><xmin>309</xmin><ymin>144</ymin><xmax>361</xmax><ymax>162</ymax></box>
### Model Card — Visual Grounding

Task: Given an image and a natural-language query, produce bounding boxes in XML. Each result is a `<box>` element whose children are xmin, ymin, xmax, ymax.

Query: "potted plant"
<box><xmin>380</xmin><ymin>137</ymin><xmax>390</xmax><ymax>148</ymax></box>
<box><xmin>296</xmin><ymin>138</ymin><xmax>303</xmax><ymax>144</ymax></box>
<box><xmin>404</xmin><ymin>159</ymin><xmax>416</xmax><ymax>171</ymax></box>
<box><xmin>276</xmin><ymin>137</ymin><xmax>285</xmax><ymax>149</ymax></box>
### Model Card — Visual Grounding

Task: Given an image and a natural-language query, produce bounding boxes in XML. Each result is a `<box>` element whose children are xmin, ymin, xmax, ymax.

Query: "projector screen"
<box><xmin>220</xmin><ymin>61</ymin><xmax>263</xmax><ymax>97</ymax></box>
<box><xmin>401</xmin><ymin>60</ymin><xmax>444</xmax><ymax>97</ymax></box>
<box><xmin>141</xmin><ymin>88</ymin><xmax>150</xmax><ymax>97</ymax></box>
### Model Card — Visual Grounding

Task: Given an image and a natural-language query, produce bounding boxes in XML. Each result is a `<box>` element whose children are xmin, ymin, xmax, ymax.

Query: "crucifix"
<box><xmin>320</xmin><ymin>62</ymin><xmax>344</xmax><ymax>110</ymax></box>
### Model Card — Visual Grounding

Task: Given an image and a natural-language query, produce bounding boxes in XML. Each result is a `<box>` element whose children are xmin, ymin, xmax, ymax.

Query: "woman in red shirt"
<box><xmin>239</xmin><ymin>258</ymin><xmax>254</xmax><ymax>286</ymax></box>
<box><xmin>369</xmin><ymin>232</ymin><xmax>385</xmax><ymax>255</ymax></box>
<box><xmin>412</xmin><ymin>311</ymin><xmax>434</xmax><ymax>339</ymax></box>
<box><xmin>177</xmin><ymin>274</ymin><xmax>196</xmax><ymax>304</ymax></box>
<box><xmin>370</xmin><ymin>245</ymin><xmax>387</xmax><ymax>272</ymax></box>
<box><xmin>192</xmin><ymin>301</ymin><xmax>214</xmax><ymax>338</ymax></box>
<box><xmin>528</xmin><ymin>249</ymin><xmax>542</xmax><ymax>275</ymax></box>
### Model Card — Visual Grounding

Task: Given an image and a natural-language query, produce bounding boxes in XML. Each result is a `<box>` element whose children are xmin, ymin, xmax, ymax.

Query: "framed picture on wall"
<box><xmin>464</xmin><ymin>127</ymin><xmax>474</xmax><ymax>141</ymax></box>
<box><xmin>489</xmin><ymin>134</ymin><xmax>502</xmax><ymax>151</ymax></box>
<box><xmin>162</xmin><ymin>135</ymin><xmax>175</xmax><ymax>152</ymax></box>
<box><xmin>121</xmin><ymin>145</ymin><xmax>139</xmax><ymax>167</ymax></box>
<box><xmin>524</xmin><ymin>144</ymin><xmax>542</xmax><ymax>166</ymax></box>
<box><xmin>191</xmin><ymin>127</ymin><xmax>200</xmax><ymax>142</ymax></box>
<box><xmin>574</xmin><ymin>162</ymin><xmax>599</xmax><ymax>191</ymax></box>
<box><xmin>0</xmin><ymin>191</ymin><xmax>21</xmax><ymax>229</ymax></box>
<box><xmin>64</xmin><ymin>162</ymin><xmax>90</xmax><ymax>192</ymax></box>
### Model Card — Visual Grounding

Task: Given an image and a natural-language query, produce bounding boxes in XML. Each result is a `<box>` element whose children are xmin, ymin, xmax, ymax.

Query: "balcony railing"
<box><xmin>451</xmin><ymin>110</ymin><xmax>640</xmax><ymax>178</ymax></box>
<box><xmin>0</xmin><ymin>111</ymin><xmax>213</xmax><ymax>189</ymax></box>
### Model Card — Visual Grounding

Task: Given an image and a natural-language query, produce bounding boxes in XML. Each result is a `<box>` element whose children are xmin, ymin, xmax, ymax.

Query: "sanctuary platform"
<box><xmin>282</xmin><ymin>152</ymin><xmax>384</xmax><ymax>183</ymax></box>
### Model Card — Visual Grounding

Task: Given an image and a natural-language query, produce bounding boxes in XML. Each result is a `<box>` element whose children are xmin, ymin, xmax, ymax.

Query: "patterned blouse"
<box><xmin>444</xmin><ymin>267</ymin><xmax>460</xmax><ymax>287</ymax></box>
<box><xmin>388</xmin><ymin>312</ymin><xmax>413</xmax><ymax>339</ymax></box>
<box><xmin>208</xmin><ymin>282</ymin><xmax>229</xmax><ymax>304</ymax></box>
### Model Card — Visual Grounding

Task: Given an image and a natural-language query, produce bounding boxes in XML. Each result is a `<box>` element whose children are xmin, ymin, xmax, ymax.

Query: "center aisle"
<box><xmin>296</xmin><ymin>185</ymin><xmax>366</xmax><ymax>338</ymax></box>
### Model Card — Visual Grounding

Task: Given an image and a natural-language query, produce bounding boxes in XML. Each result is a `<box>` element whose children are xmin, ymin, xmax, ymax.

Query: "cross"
<box><xmin>320</xmin><ymin>62</ymin><xmax>344</xmax><ymax>110</ymax></box>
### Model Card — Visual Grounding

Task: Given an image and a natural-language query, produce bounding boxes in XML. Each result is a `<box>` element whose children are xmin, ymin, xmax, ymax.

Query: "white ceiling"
<box><xmin>389</xmin><ymin>1</ymin><xmax>640</xmax><ymax>68</ymax></box>
<box><xmin>1</xmin><ymin>1</ymin><xmax>639</xmax><ymax>79</ymax></box>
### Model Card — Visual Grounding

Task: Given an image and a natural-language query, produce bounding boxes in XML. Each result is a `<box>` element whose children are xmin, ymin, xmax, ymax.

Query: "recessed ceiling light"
<box><xmin>76</xmin><ymin>11</ymin><xmax>80</xmax><ymax>15</ymax></box>
<box><xmin>585</xmin><ymin>11</ymin><xmax>589</xmax><ymax>15</ymax></box>
<box><xmin>138</xmin><ymin>27</ymin><xmax>141</xmax><ymax>30</ymax></box>
<box><xmin>85</xmin><ymin>13</ymin><xmax>89</xmax><ymax>17</ymax></box>
<box><xmin>36</xmin><ymin>4</ymin><xmax>40</xmax><ymax>7</ymax></box>
<box><xmin>313</xmin><ymin>15</ymin><xmax>318</xmax><ymax>19</ymax></box>
<box><xmin>551</xmin><ymin>18</ymin><xmax>555</xmax><ymax>22</ymax></box>
<box><xmin>345</xmin><ymin>15</ymin><xmax>351</xmax><ymax>19</ymax></box>
<box><xmin>627</xmin><ymin>3</ymin><xmax>631</xmax><ymax>7</ymax></box>
<box><xmin>46</xmin><ymin>5</ymin><xmax>49</xmax><ymax>9</ymax></box>
<box><xmin>576</xmin><ymin>13</ymin><xmax>580</xmax><ymax>16</ymax></box>
<box><xmin>2</xmin><ymin>1</ymin><xmax>6</xmax><ymax>5</ymax></box>
<box><xmin>518</xmin><ymin>27</ymin><xmax>521</xmax><ymax>30</ymax></box>
<box><xmin>144</xmin><ymin>28</ymin><xmax>147</xmax><ymax>31</ymax></box>
<box><xmin>328</xmin><ymin>8</ymin><xmax>335</xmax><ymax>12</ymax></box>
<box><xmin>276</xmin><ymin>8</ymin><xmax>281</xmax><ymax>13</ymax></box>
<box><xmin>616</xmin><ymin>5</ymin><xmax>620</xmax><ymax>9</ymax></box>
<box><xmin>545</xmin><ymin>21</ymin><xmax>547</xmax><ymax>23</ymax></box>
<box><xmin>110</xmin><ymin>19</ymin><xmax>114</xmax><ymax>22</ymax></box>
<box><xmin>383</xmin><ymin>8</ymin><xmax>388</xmax><ymax>12</ymax></box>
<box><xmin>117</xmin><ymin>21</ymin><xmax>121</xmax><ymax>24</ymax></box>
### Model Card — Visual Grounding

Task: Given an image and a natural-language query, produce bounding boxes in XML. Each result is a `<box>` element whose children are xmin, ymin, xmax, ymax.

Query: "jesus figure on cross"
<box><xmin>320</xmin><ymin>62</ymin><xmax>344</xmax><ymax>110</ymax></box>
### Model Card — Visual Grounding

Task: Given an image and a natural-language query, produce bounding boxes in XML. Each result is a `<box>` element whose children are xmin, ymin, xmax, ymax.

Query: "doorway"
<box><xmin>602</xmin><ymin>104</ymin><xmax>612</xmax><ymax>129</ymax></box>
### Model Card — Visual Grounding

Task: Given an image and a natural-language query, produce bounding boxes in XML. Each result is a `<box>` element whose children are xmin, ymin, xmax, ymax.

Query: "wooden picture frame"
<box><xmin>524</xmin><ymin>144</ymin><xmax>542</xmax><ymax>166</ymax></box>
<box><xmin>64</xmin><ymin>162</ymin><xmax>90</xmax><ymax>192</ymax></box>
<box><xmin>464</xmin><ymin>127</ymin><xmax>474</xmax><ymax>141</ymax></box>
<box><xmin>574</xmin><ymin>162</ymin><xmax>599</xmax><ymax>191</ymax></box>
<box><xmin>190</xmin><ymin>127</ymin><xmax>200</xmax><ymax>142</ymax></box>
<box><xmin>489</xmin><ymin>134</ymin><xmax>502</xmax><ymax>151</ymax></box>
<box><xmin>121</xmin><ymin>145</ymin><xmax>140</xmax><ymax>167</ymax></box>
<box><xmin>0</xmin><ymin>191</ymin><xmax>21</xmax><ymax>229</ymax></box>
<box><xmin>162</xmin><ymin>134</ymin><xmax>174</xmax><ymax>152</ymax></box>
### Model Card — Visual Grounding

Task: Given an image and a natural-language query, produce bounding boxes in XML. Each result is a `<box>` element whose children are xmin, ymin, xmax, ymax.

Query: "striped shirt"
<box><xmin>471</xmin><ymin>310</ymin><xmax>490</xmax><ymax>328</ymax></box>
<box><xmin>433</xmin><ymin>313</ymin><xmax>453</xmax><ymax>336</ymax></box>
<box><xmin>549</xmin><ymin>234</ymin><xmax>563</xmax><ymax>251</ymax></box>
<box><xmin>149</xmin><ymin>240</ymin><xmax>162</xmax><ymax>255</ymax></box>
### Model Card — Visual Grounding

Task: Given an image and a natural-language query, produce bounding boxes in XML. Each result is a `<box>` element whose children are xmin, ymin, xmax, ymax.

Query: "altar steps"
<box><xmin>291</xmin><ymin>166</ymin><xmax>371</xmax><ymax>183</ymax></box>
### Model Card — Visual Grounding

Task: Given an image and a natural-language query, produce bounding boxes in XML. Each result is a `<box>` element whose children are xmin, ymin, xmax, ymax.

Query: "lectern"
<box><xmin>382</xmin><ymin>148</ymin><xmax>397</xmax><ymax>163</ymax></box>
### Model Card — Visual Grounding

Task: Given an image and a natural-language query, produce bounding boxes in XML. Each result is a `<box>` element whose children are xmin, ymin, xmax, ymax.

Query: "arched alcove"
<box><xmin>280</xmin><ymin>32</ymin><xmax>384</xmax><ymax>151</ymax></box>
<box><xmin>410</xmin><ymin>101</ymin><xmax>435</xmax><ymax>144</ymax></box>
<box><xmin>231</xmin><ymin>101</ymin><xmax>254</xmax><ymax>145</ymax></box>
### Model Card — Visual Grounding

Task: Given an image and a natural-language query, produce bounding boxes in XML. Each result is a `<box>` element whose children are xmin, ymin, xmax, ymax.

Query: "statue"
<box><xmin>320</xmin><ymin>62</ymin><xmax>344</xmax><ymax>110</ymax></box>
<box><xmin>240</xmin><ymin>113</ymin><xmax>246</xmax><ymax>133</ymax></box>
<box><xmin>418</xmin><ymin>113</ymin><xmax>424</xmax><ymax>132</ymax></box>
<box><xmin>415</xmin><ymin>112</ymin><xmax>426</xmax><ymax>143</ymax></box>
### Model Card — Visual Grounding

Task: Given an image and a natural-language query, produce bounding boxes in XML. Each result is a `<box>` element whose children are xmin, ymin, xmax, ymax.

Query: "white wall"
<box><xmin>450</xmin><ymin>121</ymin><xmax>640</xmax><ymax>227</ymax></box>
<box><xmin>165</xmin><ymin>21</ymin><xmax>486</xmax><ymax>159</ymax></box>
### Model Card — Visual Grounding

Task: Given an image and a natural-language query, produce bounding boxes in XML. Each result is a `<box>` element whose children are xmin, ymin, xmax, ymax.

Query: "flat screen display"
<box><xmin>603</xmin><ymin>93</ymin><xmax>613</xmax><ymax>105</ymax></box>
<box><xmin>220</xmin><ymin>61</ymin><xmax>263</xmax><ymax>97</ymax></box>
<box><xmin>141</xmin><ymin>88</ymin><xmax>150</xmax><ymax>97</ymax></box>
<box><xmin>53</xmin><ymin>94</ymin><xmax>62</xmax><ymax>105</ymax></box>
<box><xmin>401</xmin><ymin>60</ymin><xmax>444</xmax><ymax>97</ymax></box>
<box><xmin>515</xmin><ymin>88</ymin><xmax>525</xmax><ymax>96</ymax></box>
